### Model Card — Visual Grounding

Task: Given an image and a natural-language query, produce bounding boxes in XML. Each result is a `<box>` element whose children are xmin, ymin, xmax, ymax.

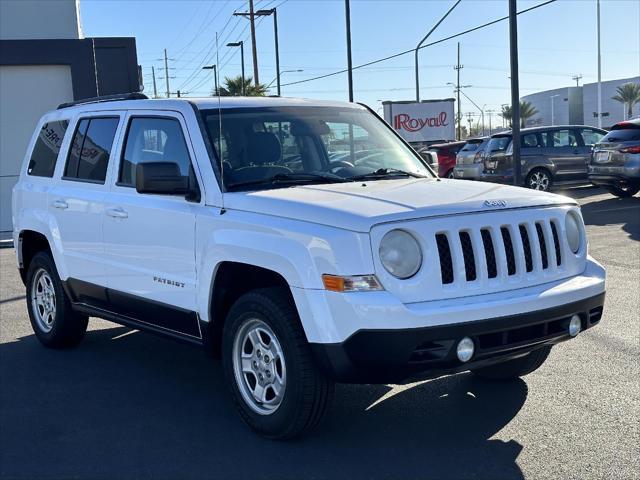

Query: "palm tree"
<box><xmin>213</xmin><ymin>75</ymin><xmax>267</xmax><ymax>97</ymax></box>
<box><xmin>499</xmin><ymin>101</ymin><xmax>539</xmax><ymax>128</ymax></box>
<box><xmin>612</xmin><ymin>82</ymin><xmax>640</xmax><ymax>119</ymax></box>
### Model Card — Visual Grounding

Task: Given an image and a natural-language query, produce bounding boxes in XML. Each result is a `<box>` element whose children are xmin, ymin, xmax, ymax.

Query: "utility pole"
<box><xmin>164</xmin><ymin>48</ymin><xmax>170</xmax><ymax>98</ymax></box>
<box><xmin>467</xmin><ymin>112</ymin><xmax>474</xmax><ymax>137</ymax></box>
<box><xmin>596</xmin><ymin>0</ymin><xmax>602</xmax><ymax>128</ymax></box>
<box><xmin>486</xmin><ymin>109</ymin><xmax>494</xmax><ymax>135</ymax></box>
<box><xmin>249</xmin><ymin>0</ymin><xmax>259</xmax><ymax>85</ymax></box>
<box><xmin>454</xmin><ymin>42</ymin><xmax>463</xmax><ymax>140</ymax></box>
<box><xmin>151</xmin><ymin>66</ymin><xmax>158</xmax><ymax>98</ymax></box>
<box><xmin>345</xmin><ymin>0</ymin><xmax>354</xmax><ymax>102</ymax></box>
<box><xmin>414</xmin><ymin>0</ymin><xmax>461</xmax><ymax>102</ymax></box>
<box><xmin>508</xmin><ymin>0</ymin><xmax>522</xmax><ymax>187</ymax></box>
<box><xmin>572</xmin><ymin>74</ymin><xmax>583</xmax><ymax>86</ymax></box>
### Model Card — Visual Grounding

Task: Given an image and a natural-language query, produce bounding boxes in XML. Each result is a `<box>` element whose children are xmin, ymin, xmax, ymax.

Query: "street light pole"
<box><xmin>414</xmin><ymin>0</ymin><xmax>461</xmax><ymax>102</ymax></box>
<box><xmin>256</xmin><ymin>9</ymin><xmax>281</xmax><ymax>96</ymax></box>
<box><xmin>203</xmin><ymin>64</ymin><xmax>217</xmax><ymax>96</ymax></box>
<box><xmin>508</xmin><ymin>0</ymin><xmax>522</xmax><ymax>187</ymax></box>
<box><xmin>596</xmin><ymin>0</ymin><xmax>602</xmax><ymax>128</ymax></box>
<box><xmin>345</xmin><ymin>0</ymin><xmax>354</xmax><ymax>102</ymax></box>
<box><xmin>227</xmin><ymin>41</ymin><xmax>245</xmax><ymax>96</ymax></box>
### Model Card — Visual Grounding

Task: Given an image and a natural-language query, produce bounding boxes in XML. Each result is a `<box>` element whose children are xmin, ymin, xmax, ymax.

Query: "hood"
<box><xmin>224</xmin><ymin>178</ymin><xmax>576</xmax><ymax>232</ymax></box>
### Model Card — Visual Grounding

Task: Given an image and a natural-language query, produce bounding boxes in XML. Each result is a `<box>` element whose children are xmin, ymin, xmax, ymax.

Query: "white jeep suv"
<box><xmin>12</xmin><ymin>94</ymin><xmax>606</xmax><ymax>439</ymax></box>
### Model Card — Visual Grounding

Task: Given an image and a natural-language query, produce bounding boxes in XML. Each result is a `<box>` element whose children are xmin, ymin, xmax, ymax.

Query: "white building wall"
<box><xmin>0</xmin><ymin>0</ymin><xmax>80</xmax><ymax>40</ymax></box>
<box><xmin>583</xmin><ymin>76</ymin><xmax>640</xmax><ymax>127</ymax></box>
<box><xmin>0</xmin><ymin>65</ymin><xmax>74</xmax><ymax>233</ymax></box>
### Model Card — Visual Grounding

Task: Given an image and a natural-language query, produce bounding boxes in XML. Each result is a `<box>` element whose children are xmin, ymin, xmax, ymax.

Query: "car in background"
<box><xmin>482</xmin><ymin>125</ymin><xmax>607</xmax><ymax>191</ymax></box>
<box><xmin>416</xmin><ymin>147</ymin><xmax>438</xmax><ymax>172</ymax></box>
<box><xmin>427</xmin><ymin>141</ymin><xmax>466</xmax><ymax>178</ymax></box>
<box><xmin>453</xmin><ymin>137</ymin><xmax>490</xmax><ymax>180</ymax></box>
<box><xmin>589</xmin><ymin>118</ymin><xmax>640</xmax><ymax>197</ymax></box>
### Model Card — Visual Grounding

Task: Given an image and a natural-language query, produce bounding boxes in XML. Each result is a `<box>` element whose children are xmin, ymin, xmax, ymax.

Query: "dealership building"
<box><xmin>0</xmin><ymin>0</ymin><xmax>140</xmax><ymax>239</ymax></box>
<box><xmin>521</xmin><ymin>76</ymin><xmax>640</xmax><ymax>129</ymax></box>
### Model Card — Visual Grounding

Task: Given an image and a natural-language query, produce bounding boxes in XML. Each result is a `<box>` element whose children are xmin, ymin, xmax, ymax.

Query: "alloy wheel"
<box><xmin>528</xmin><ymin>171</ymin><xmax>550</xmax><ymax>191</ymax></box>
<box><xmin>232</xmin><ymin>318</ymin><xmax>287</xmax><ymax>415</ymax></box>
<box><xmin>31</xmin><ymin>268</ymin><xmax>56</xmax><ymax>332</ymax></box>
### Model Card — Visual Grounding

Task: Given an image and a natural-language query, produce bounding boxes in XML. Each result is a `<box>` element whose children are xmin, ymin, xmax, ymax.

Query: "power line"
<box><xmin>281</xmin><ymin>0</ymin><xmax>557</xmax><ymax>88</ymax></box>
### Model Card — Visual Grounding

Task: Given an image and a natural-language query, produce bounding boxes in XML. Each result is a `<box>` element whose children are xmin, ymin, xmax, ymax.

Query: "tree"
<box><xmin>213</xmin><ymin>75</ymin><xmax>267</xmax><ymax>97</ymax></box>
<box><xmin>612</xmin><ymin>82</ymin><xmax>640</xmax><ymax>120</ymax></box>
<box><xmin>499</xmin><ymin>101</ymin><xmax>539</xmax><ymax>128</ymax></box>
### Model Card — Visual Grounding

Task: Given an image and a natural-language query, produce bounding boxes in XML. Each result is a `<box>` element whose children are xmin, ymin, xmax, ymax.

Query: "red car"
<box><xmin>428</xmin><ymin>141</ymin><xmax>466</xmax><ymax>178</ymax></box>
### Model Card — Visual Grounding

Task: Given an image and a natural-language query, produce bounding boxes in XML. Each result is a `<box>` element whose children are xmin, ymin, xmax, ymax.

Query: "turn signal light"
<box><xmin>322</xmin><ymin>274</ymin><xmax>382</xmax><ymax>292</ymax></box>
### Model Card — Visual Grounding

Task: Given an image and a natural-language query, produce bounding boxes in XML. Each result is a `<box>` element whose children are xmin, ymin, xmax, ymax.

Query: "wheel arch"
<box><xmin>17</xmin><ymin>230</ymin><xmax>53</xmax><ymax>284</ymax></box>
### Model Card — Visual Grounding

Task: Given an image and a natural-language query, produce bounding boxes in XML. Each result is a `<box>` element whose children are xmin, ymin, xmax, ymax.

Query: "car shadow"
<box><xmin>0</xmin><ymin>326</ymin><xmax>527</xmax><ymax>480</ymax></box>
<box><xmin>580</xmin><ymin>195</ymin><xmax>640</xmax><ymax>241</ymax></box>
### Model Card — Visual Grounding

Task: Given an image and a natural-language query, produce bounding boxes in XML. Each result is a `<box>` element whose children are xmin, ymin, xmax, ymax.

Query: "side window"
<box><xmin>521</xmin><ymin>133</ymin><xmax>541</xmax><ymax>148</ymax></box>
<box><xmin>580</xmin><ymin>129</ymin><xmax>604</xmax><ymax>146</ymax></box>
<box><xmin>64</xmin><ymin>117</ymin><xmax>119</xmax><ymax>183</ymax></box>
<box><xmin>546</xmin><ymin>129</ymin><xmax>578</xmax><ymax>148</ymax></box>
<box><xmin>119</xmin><ymin>117</ymin><xmax>192</xmax><ymax>187</ymax></box>
<box><xmin>27</xmin><ymin>120</ymin><xmax>69</xmax><ymax>177</ymax></box>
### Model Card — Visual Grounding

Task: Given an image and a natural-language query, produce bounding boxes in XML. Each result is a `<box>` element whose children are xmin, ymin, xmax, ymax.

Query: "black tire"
<box><xmin>471</xmin><ymin>346</ymin><xmax>552</xmax><ymax>381</ymax></box>
<box><xmin>25</xmin><ymin>252</ymin><xmax>88</xmax><ymax>348</ymax></box>
<box><xmin>446</xmin><ymin>169</ymin><xmax>455</xmax><ymax>179</ymax></box>
<box><xmin>526</xmin><ymin>168</ymin><xmax>552</xmax><ymax>191</ymax></box>
<box><xmin>222</xmin><ymin>287</ymin><xmax>334</xmax><ymax>440</ymax></box>
<box><xmin>605</xmin><ymin>184</ymin><xmax>640</xmax><ymax>198</ymax></box>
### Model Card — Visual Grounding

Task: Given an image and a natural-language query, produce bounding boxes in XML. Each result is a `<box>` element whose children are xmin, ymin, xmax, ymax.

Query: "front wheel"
<box><xmin>471</xmin><ymin>346</ymin><xmax>552</xmax><ymax>381</ymax></box>
<box><xmin>606</xmin><ymin>184</ymin><xmax>640</xmax><ymax>198</ymax></box>
<box><xmin>222</xmin><ymin>288</ymin><xmax>333</xmax><ymax>439</ymax></box>
<box><xmin>526</xmin><ymin>168</ymin><xmax>552</xmax><ymax>191</ymax></box>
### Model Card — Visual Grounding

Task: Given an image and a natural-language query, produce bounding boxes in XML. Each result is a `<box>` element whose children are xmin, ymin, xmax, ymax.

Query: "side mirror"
<box><xmin>135</xmin><ymin>162</ymin><xmax>189</xmax><ymax>195</ymax></box>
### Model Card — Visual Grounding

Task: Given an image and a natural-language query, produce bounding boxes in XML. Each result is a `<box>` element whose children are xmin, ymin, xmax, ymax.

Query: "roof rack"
<box><xmin>57</xmin><ymin>92</ymin><xmax>149</xmax><ymax>110</ymax></box>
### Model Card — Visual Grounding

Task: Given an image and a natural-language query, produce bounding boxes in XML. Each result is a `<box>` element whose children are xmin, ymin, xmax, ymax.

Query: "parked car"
<box><xmin>416</xmin><ymin>147</ymin><xmax>438</xmax><ymax>171</ymax></box>
<box><xmin>482</xmin><ymin>126</ymin><xmax>608</xmax><ymax>191</ymax></box>
<box><xmin>589</xmin><ymin>119</ymin><xmax>640</xmax><ymax>197</ymax></box>
<box><xmin>453</xmin><ymin>137</ymin><xmax>490</xmax><ymax>180</ymax></box>
<box><xmin>13</xmin><ymin>94</ymin><xmax>605</xmax><ymax>439</ymax></box>
<box><xmin>428</xmin><ymin>141</ymin><xmax>466</xmax><ymax>178</ymax></box>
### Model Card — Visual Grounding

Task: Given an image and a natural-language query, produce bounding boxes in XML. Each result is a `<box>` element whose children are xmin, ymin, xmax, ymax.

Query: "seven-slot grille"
<box><xmin>435</xmin><ymin>219</ymin><xmax>563</xmax><ymax>285</ymax></box>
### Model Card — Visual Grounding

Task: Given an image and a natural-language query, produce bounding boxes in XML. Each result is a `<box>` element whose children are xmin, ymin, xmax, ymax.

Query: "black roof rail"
<box><xmin>57</xmin><ymin>92</ymin><xmax>149</xmax><ymax>110</ymax></box>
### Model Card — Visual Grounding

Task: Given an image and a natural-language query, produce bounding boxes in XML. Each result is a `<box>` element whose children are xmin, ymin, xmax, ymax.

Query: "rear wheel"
<box><xmin>446</xmin><ymin>169</ymin><xmax>455</xmax><ymax>179</ymax></box>
<box><xmin>526</xmin><ymin>168</ymin><xmax>552</xmax><ymax>191</ymax></box>
<box><xmin>26</xmin><ymin>252</ymin><xmax>88</xmax><ymax>348</ymax></box>
<box><xmin>606</xmin><ymin>184</ymin><xmax>640</xmax><ymax>198</ymax></box>
<box><xmin>222</xmin><ymin>287</ymin><xmax>333</xmax><ymax>439</ymax></box>
<box><xmin>471</xmin><ymin>346</ymin><xmax>552</xmax><ymax>381</ymax></box>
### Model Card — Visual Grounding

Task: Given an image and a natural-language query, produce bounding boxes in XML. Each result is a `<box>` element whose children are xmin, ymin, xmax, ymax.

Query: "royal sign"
<box><xmin>383</xmin><ymin>99</ymin><xmax>455</xmax><ymax>143</ymax></box>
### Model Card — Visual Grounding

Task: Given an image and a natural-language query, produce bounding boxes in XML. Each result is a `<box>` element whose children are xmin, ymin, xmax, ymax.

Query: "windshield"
<box><xmin>201</xmin><ymin>106</ymin><xmax>433</xmax><ymax>190</ymax></box>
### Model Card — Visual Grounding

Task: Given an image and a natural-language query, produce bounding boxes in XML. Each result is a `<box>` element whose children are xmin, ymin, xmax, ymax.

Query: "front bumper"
<box><xmin>293</xmin><ymin>257</ymin><xmax>606</xmax><ymax>383</ymax></box>
<box><xmin>453</xmin><ymin>163</ymin><xmax>483</xmax><ymax>179</ymax></box>
<box><xmin>311</xmin><ymin>292</ymin><xmax>604</xmax><ymax>384</ymax></box>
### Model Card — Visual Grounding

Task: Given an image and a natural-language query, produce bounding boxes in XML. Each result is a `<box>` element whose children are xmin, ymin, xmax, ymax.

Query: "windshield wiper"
<box><xmin>227</xmin><ymin>172</ymin><xmax>348</xmax><ymax>190</ymax></box>
<box><xmin>346</xmin><ymin>168</ymin><xmax>428</xmax><ymax>181</ymax></box>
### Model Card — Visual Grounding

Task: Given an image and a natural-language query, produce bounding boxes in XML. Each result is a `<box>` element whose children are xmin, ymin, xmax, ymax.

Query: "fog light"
<box><xmin>456</xmin><ymin>337</ymin><xmax>475</xmax><ymax>363</ymax></box>
<box><xmin>568</xmin><ymin>315</ymin><xmax>582</xmax><ymax>337</ymax></box>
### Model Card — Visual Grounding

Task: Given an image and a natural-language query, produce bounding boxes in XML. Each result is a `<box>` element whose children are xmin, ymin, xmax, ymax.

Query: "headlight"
<box><xmin>565</xmin><ymin>211</ymin><xmax>582</xmax><ymax>253</ymax></box>
<box><xmin>379</xmin><ymin>230</ymin><xmax>422</xmax><ymax>279</ymax></box>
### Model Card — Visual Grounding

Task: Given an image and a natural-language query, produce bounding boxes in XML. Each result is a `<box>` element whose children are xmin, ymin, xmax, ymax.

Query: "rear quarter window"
<box><xmin>27</xmin><ymin>120</ymin><xmax>69</xmax><ymax>177</ymax></box>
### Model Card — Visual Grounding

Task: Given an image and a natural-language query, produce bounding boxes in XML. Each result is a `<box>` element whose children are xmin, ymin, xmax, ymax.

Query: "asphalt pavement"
<box><xmin>1</xmin><ymin>186</ymin><xmax>638</xmax><ymax>480</ymax></box>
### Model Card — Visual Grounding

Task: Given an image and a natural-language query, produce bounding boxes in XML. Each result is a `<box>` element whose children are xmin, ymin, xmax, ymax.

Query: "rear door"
<box><xmin>48</xmin><ymin>112</ymin><xmax>123</xmax><ymax>288</ymax></box>
<box><xmin>542</xmin><ymin>128</ymin><xmax>583</xmax><ymax>182</ymax></box>
<box><xmin>102</xmin><ymin>111</ymin><xmax>203</xmax><ymax>338</ymax></box>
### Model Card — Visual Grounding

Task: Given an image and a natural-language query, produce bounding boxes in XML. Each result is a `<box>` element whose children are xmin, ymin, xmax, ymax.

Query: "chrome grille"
<box><xmin>435</xmin><ymin>218</ymin><xmax>563</xmax><ymax>285</ymax></box>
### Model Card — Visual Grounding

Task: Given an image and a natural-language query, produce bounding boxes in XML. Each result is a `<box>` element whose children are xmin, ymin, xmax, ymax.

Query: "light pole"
<box><xmin>266</xmin><ymin>69</ymin><xmax>303</xmax><ymax>92</ymax></box>
<box><xmin>203</xmin><ymin>64</ymin><xmax>217</xmax><ymax>96</ymax></box>
<box><xmin>508</xmin><ymin>0</ymin><xmax>522</xmax><ymax>187</ymax></box>
<box><xmin>345</xmin><ymin>0</ymin><xmax>353</xmax><ymax>102</ymax></box>
<box><xmin>227</xmin><ymin>41</ymin><xmax>245</xmax><ymax>96</ymax></box>
<box><xmin>550</xmin><ymin>94</ymin><xmax>560</xmax><ymax>126</ymax></box>
<box><xmin>255</xmin><ymin>8</ymin><xmax>282</xmax><ymax>95</ymax></box>
<box><xmin>414</xmin><ymin>0</ymin><xmax>461</xmax><ymax>102</ymax></box>
<box><xmin>453</xmin><ymin>85</ymin><xmax>486</xmax><ymax>136</ymax></box>
<box><xmin>447</xmin><ymin>81</ymin><xmax>471</xmax><ymax>140</ymax></box>
<box><xmin>596</xmin><ymin>0</ymin><xmax>602</xmax><ymax>128</ymax></box>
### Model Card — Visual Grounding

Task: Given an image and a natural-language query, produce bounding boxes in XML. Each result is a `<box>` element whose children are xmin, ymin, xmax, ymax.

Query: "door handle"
<box><xmin>106</xmin><ymin>207</ymin><xmax>128</xmax><ymax>219</ymax></box>
<box><xmin>51</xmin><ymin>200</ymin><xmax>68</xmax><ymax>210</ymax></box>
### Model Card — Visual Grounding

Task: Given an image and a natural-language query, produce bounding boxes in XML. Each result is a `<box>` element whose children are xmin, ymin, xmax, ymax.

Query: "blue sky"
<box><xmin>81</xmin><ymin>0</ymin><xmax>639</xmax><ymax>121</ymax></box>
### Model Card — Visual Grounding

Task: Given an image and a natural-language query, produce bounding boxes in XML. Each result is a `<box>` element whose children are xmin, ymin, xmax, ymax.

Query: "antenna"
<box><xmin>216</xmin><ymin>32</ymin><xmax>226</xmax><ymax>215</ymax></box>
<box><xmin>91</xmin><ymin>38</ymin><xmax>100</xmax><ymax>96</ymax></box>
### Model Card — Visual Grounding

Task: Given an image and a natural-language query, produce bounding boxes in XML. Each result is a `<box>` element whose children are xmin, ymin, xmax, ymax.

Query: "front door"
<box><xmin>102</xmin><ymin>112</ymin><xmax>202</xmax><ymax>339</ymax></box>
